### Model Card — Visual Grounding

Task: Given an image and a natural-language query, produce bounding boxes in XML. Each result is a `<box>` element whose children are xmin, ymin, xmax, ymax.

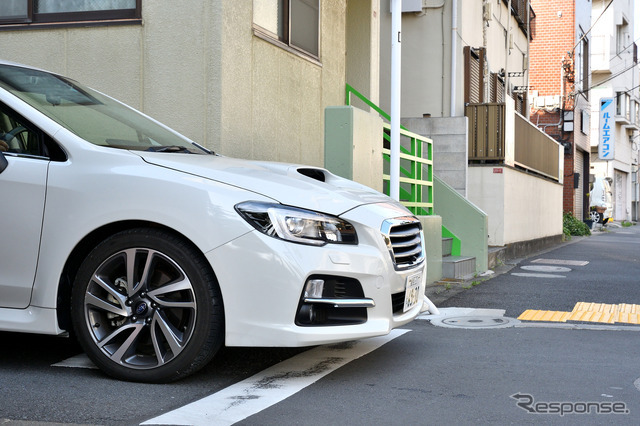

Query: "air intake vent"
<box><xmin>381</xmin><ymin>217</ymin><xmax>424</xmax><ymax>270</ymax></box>
<box><xmin>297</xmin><ymin>168</ymin><xmax>326</xmax><ymax>182</ymax></box>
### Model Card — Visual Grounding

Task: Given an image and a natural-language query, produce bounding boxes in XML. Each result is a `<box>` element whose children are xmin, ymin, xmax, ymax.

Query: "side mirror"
<box><xmin>0</xmin><ymin>151</ymin><xmax>8</xmax><ymax>173</ymax></box>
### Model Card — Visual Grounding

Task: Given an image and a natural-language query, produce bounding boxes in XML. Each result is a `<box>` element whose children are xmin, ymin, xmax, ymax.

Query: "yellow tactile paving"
<box><xmin>517</xmin><ymin>303</ymin><xmax>640</xmax><ymax>325</ymax></box>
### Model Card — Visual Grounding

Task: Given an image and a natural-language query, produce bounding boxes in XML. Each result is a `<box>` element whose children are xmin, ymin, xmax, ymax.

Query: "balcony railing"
<box><xmin>466</xmin><ymin>103</ymin><xmax>561</xmax><ymax>181</ymax></box>
<box><xmin>467</xmin><ymin>103</ymin><xmax>505</xmax><ymax>161</ymax></box>
<box><xmin>513</xmin><ymin>113</ymin><xmax>560</xmax><ymax>180</ymax></box>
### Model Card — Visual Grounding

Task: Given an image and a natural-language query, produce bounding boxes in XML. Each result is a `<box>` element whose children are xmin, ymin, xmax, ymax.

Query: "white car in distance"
<box><xmin>0</xmin><ymin>61</ymin><xmax>430</xmax><ymax>382</ymax></box>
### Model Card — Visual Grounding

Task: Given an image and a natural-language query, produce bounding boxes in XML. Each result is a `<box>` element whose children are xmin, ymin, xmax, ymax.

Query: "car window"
<box><xmin>0</xmin><ymin>64</ymin><xmax>210</xmax><ymax>155</ymax></box>
<box><xmin>0</xmin><ymin>105</ymin><xmax>44</xmax><ymax>158</ymax></box>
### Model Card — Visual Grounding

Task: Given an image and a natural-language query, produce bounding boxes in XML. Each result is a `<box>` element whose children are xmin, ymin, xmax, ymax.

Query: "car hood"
<box><xmin>137</xmin><ymin>152</ymin><xmax>397</xmax><ymax>215</ymax></box>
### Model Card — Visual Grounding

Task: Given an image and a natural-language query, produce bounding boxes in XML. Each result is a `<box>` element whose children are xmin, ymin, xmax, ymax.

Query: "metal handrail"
<box><xmin>345</xmin><ymin>84</ymin><xmax>433</xmax><ymax>216</ymax></box>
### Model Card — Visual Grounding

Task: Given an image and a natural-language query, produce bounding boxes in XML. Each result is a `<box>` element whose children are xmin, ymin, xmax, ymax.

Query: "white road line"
<box><xmin>51</xmin><ymin>353</ymin><xmax>97</xmax><ymax>369</ymax></box>
<box><xmin>510</xmin><ymin>272</ymin><xmax>566</xmax><ymax>278</ymax></box>
<box><xmin>141</xmin><ymin>329</ymin><xmax>409</xmax><ymax>426</ymax></box>
<box><xmin>531</xmin><ymin>259</ymin><xmax>589</xmax><ymax>266</ymax></box>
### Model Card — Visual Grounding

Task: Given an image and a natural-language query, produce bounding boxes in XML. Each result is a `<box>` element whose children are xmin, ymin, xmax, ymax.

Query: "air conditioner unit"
<box><xmin>544</xmin><ymin>96</ymin><xmax>555</xmax><ymax>107</ymax></box>
<box><xmin>563</xmin><ymin>121</ymin><xmax>574</xmax><ymax>132</ymax></box>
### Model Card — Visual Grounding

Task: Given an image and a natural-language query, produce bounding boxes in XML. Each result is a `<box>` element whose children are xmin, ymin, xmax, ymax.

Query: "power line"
<box><xmin>611</xmin><ymin>35</ymin><xmax>640</xmax><ymax>62</ymax></box>
<box><xmin>572</xmin><ymin>0</ymin><xmax>615</xmax><ymax>53</ymax></box>
<box><xmin>575</xmin><ymin>60</ymin><xmax>639</xmax><ymax>97</ymax></box>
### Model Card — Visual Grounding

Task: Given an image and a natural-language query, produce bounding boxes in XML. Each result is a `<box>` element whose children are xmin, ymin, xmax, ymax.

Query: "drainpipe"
<box><xmin>390</xmin><ymin>0</ymin><xmax>401</xmax><ymax>201</ymax></box>
<box><xmin>505</xmin><ymin>0</ymin><xmax>511</xmax><ymax>99</ymax></box>
<box><xmin>450</xmin><ymin>0</ymin><xmax>457</xmax><ymax>117</ymax></box>
<box><xmin>526</xmin><ymin>0</ymin><xmax>530</xmax><ymax>119</ymax></box>
<box><xmin>560</xmin><ymin>58</ymin><xmax>564</xmax><ymax>111</ymax></box>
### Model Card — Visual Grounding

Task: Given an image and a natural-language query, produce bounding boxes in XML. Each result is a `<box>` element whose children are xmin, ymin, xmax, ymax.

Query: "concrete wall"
<box><xmin>324</xmin><ymin>106</ymin><xmax>384</xmax><ymax>192</ymax></box>
<box><xmin>402</xmin><ymin>117</ymin><xmax>468</xmax><ymax>196</ymax></box>
<box><xmin>1</xmin><ymin>1</ymin><xmax>372</xmax><ymax>168</ymax></box>
<box><xmin>468</xmin><ymin>166</ymin><xmax>564</xmax><ymax>246</ymax></box>
<box><xmin>346</xmin><ymin>0</ymin><xmax>381</xmax><ymax>108</ymax></box>
<box><xmin>1</xmin><ymin>4</ymin><xmax>219</xmax><ymax>148</ymax></box>
<box><xmin>434</xmin><ymin>176</ymin><xmax>488</xmax><ymax>272</ymax></box>
<box><xmin>419</xmin><ymin>215</ymin><xmax>443</xmax><ymax>285</ymax></box>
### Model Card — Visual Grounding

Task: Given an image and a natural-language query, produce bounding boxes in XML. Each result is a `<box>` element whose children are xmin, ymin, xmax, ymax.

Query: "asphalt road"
<box><xmin>1</xmin><ymin>223</ymin><xmax>639</xmax><ymax>425</ymax></box>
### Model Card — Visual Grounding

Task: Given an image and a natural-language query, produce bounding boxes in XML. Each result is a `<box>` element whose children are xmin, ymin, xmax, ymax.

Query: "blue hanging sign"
<box><xmin>598</xmin><ymin>98</ymin><xmax>614</xmax><ymax>160</ymax></box>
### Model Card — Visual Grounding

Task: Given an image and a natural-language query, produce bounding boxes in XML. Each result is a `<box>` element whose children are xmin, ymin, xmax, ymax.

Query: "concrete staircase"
<box><xmin>442</xmin><ymin>237</ymin><xmax>477</xmax><ymax>279</ymax></box>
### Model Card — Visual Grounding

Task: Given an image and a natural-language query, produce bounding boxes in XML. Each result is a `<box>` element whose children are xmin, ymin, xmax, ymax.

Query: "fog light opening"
<box><xmin>298</xmin><ymin>304</ymin><xmax>317</xmax><ymax>324</ymax></box>
<box><xmin>304</xmin><ymin>279</ymin><xmax>324</xmax><ymax>299</ymax></box>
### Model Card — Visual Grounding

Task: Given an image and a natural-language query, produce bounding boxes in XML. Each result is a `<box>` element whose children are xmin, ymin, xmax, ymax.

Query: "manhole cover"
<box><xmin>432</xmin><ymin>315</ymin><xmax>519</xmax><ymax>329</ymax></box>
<box><xmin>521</xmin><ymin>265</ymin><xmax>572</xmax><ymax>273</ymax></box>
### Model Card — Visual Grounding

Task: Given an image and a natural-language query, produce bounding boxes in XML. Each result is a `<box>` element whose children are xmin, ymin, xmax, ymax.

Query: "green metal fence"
<box><xmin>345</xmin><ymin>84</ymin><xmax>433</xmax><ymax>216</ymax></box>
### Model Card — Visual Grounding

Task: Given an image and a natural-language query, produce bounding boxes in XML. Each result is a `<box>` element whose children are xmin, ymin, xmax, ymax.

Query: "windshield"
<box><xmin>0</xmin><ymin>64</ymin><xmax>210</xmax><ymax>154</ymax></box>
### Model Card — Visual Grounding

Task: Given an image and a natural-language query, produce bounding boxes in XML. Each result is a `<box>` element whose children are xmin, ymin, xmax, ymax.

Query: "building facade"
<box><xmin>529</xmin><ymin>0</ymin><xmax>591</xmax><ymax>221</ymax></box>
<box><xmin>379</xmin><ymin>0</ymin><xmax>564</xmax><ymax>251</ymax></box>
<box><xmin>0</xmin><ymin>0</ymin><xmax>381</xmax><ymax>168</ymax></box>
<box><xmin>589</xmin><ymin>0</ymin><xmax>639</xmax><ymax>222</ymax></box>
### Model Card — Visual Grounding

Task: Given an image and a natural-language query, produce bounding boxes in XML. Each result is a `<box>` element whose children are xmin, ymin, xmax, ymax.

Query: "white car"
<box><xmin>589</xmin><ymin>176</ymin><xmax>613</xmax><ymax>224</ymax></box>
<box><xmin>0</xmin><ymin>61</ymin><xmax>430</xmax><ymax>382</ymax></box>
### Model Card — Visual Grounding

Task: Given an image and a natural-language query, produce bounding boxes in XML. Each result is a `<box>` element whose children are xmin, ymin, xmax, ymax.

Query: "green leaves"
<box><xmin>563</xmin><ymin>212</ymin><xmax>591</xmax><ymax>239</ymax></box>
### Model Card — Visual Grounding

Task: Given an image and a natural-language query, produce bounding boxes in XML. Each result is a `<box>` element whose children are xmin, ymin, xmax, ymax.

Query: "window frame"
<box><xmin>252</xmin><ymin>0</ymin><xmax>321</xmax><ymax>63</ymax></box>
<box><xmin>616</xmin><ymin>18</ymin><xmax>629</xmax><ymax>55</ymax></box>
<box><xmin>0</xmin><ymin>0</ymin><xmax>141</xmax><ymax>30</ymax></box>
<box><xmin>582</xmin><ymin>37</ymin><xmax>589</xmax><ymax>99</ymax></box>
<box><xmin>0</xmin><ymin>101</ymin><xmax>52</xmax><ymax>160</ymax></box>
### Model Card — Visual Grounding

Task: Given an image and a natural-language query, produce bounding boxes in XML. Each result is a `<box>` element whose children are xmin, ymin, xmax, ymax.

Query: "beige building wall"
<box><xmin>481</xmin><ymin>0</ymin><xmax>530</xmax><ymax>93</ymax></box>
<box><xmin>380</xmin><ymin>0</ymin><xmax>530</xmax><ymax>119</ymax></box>
<box><xmin>468</xmin><ymin>167</ymin><xmax>563</xmax><ymax>246</ymax></box>
<box><xmin>1</xmin><ymin>1</ymin><xmax>379</xmax><ymax>168</ymax></box>
<box><xmin>379</xmin><ymin>0</ymin><xmax>456</xmax><ymax>118</ymax></box>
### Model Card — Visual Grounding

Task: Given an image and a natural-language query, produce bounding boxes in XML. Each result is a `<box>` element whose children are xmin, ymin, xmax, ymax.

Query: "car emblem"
<box><xmin>135</xmin><ymin>302</ymin><xmax>148</xmax><ymax>315</ymax></box>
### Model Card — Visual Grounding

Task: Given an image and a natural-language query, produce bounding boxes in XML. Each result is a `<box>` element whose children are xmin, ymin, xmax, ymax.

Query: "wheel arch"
<box><xmin>55</xmin><ymin>220</ymin><xmax>220</xmax><ymax>333</ymax></box>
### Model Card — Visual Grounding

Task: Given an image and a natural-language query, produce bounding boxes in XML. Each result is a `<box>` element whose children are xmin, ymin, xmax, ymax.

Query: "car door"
<box><xmin>0</xmin><ymin>104</ymin><xmax>48</xmax><ymax>309</ymax></box>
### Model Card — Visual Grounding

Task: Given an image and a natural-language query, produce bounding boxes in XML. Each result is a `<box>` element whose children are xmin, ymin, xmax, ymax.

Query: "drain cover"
<box><xmin>521</xmin><ymin>265</ymin><xmax>571</xmax><ymax>273</ymax></box>
<box><xmin>431</xmin><ymin>315</ymin><xmax>519</xmax><ymax>329</ymax></box>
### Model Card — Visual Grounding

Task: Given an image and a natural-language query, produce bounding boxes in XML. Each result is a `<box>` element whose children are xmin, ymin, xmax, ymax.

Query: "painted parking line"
<box><xmin>519</xmin><ymin>302</ymin><xmax>640</xmax><ymax>325</ymax></box>
<box><xmin>510</xmin><ymin>259</ymin><xmax>589</xmax><ymax>279</ymax></box>
<box><xmin>141</xmin><ymin>329</ymin><xmax>409</xmax><ymax>426</ymax></box>
<box><xmin>510</xmin><ymin>273</ymin><xmax>566</xmax><ymax>279</ymax></box>
<box><xmin>530</xmin><ymin>259</ymin><xmax>589</xmax><ymax>266</ymax></box>
<box><xmin>52</xmin><ymin>353</ymin><xmax>97</xmax><ymax>369</ymax></box>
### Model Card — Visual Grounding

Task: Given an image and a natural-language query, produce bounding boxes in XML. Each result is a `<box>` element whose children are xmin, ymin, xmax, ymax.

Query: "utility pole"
<box><xmin>390</xmin><ymin>0</ymin><xmax>401</xmax><ymax>201</ymax></box>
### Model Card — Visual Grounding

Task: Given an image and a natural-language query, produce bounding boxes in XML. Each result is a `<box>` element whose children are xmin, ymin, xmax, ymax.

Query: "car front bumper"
<box><xmin>207</xmin><ymin>202</ymin><xmax>429</xmax><ymax>347</ymax></box>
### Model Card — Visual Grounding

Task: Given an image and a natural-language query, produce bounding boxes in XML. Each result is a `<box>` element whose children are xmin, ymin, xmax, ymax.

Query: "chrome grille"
<box><xmin>382</xmin><ymin>217</ymin><xmax>425</xmax><ymax>270</ymax></box>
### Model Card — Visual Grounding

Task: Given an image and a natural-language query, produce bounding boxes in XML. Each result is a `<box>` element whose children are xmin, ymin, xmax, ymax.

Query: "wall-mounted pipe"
<box><xmin>450</xmin><ymin>0</ymin><xmax>457</xmax><ymax>117</ymax></box>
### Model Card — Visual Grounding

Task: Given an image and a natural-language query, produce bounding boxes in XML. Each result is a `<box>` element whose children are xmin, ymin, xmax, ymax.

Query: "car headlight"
<box><xmin>235</xmin><ymin>201</ymin><xmax>358</xmax><ymax>246</ymax></box>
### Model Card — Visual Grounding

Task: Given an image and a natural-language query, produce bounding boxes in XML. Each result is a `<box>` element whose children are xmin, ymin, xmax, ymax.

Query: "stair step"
<box><xmin>442</xmin><ymin>256</ymin><xmax>476</xmax><ymax>279</ymax></box>
<box><xmin>442</xmin><ymin>237</ymin><xmax>453</xmax><ymax>257</ymax></box>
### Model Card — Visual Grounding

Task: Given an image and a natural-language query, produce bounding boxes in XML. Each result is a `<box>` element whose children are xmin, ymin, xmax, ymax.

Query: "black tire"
<box><xmin>71</xmin><ymin>228</ymin><xmax>224</xmax><ymax>383</ymax></box>
<box><xmin>590</xmin><ymin>210</ymin><xmax>603</xmax><ymax>224</ymax></box>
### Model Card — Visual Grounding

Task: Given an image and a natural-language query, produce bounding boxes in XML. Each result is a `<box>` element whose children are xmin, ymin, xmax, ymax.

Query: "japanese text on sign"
<box><xmin>598</xmin><ymin>98</ymin><xmax>614</xmax><ymax>160</ymax></box>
